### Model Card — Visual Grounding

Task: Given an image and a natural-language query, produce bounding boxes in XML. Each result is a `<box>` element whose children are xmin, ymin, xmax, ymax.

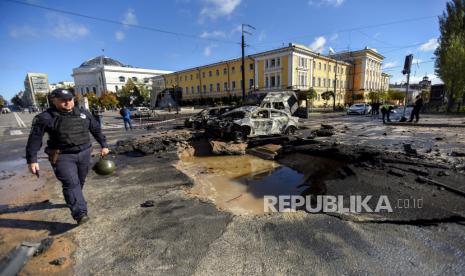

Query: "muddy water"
<box><xmin>178</xmin><ymin>153</ymin><xmax>311</xmax><ymax>215</ymax></box>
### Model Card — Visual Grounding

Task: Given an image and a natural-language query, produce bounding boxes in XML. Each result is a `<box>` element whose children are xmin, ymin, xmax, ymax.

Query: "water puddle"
<box><xmin>178</xmin><ymin>152</ymin><xmax>346</xmax><ymax>215</ymax></box>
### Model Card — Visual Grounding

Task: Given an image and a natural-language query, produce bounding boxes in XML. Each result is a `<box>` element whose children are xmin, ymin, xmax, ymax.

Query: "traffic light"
<box><xmin>402</xmin><ymin>54</ymin><xmax>413</xmax><ymax>75</ymax></box>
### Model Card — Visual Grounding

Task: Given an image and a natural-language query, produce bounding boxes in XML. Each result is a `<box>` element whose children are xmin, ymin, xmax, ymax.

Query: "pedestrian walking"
<box><xmin>120</xmin><ymin>107</ymin><xmax>133</xmax><ymax>130</ymax></box>
<box><xmin>26</xmin><ymin>89</ymin><xmax>109</xmax><ymax>225</ymax></box>
<box><xmin>408</xmin><ymin>95</ymin><xmax>424</xmax><ymax>123</ymax></box>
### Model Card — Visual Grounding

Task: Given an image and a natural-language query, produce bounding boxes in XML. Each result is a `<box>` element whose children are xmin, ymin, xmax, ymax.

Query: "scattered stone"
<box><xmin>383</xmin><ymin>132</ymin><xmax>387</xmax><ymax>136</ymax></box>
<box><xmin>34</xmin><ymin>238</ymin><xmax>54</xmax><ymax>256</ymax></box>
<box><xmin>247</xmin><ymin>144</ymin><xmax>282</xmax><ymax>160</ymax></box>
<box><xmin>437</xmin><ymin>171</ymin><xmax>450</xmax><ymax>177</ymax></box>
<box><xmin>435</xmin><ymin>137</ymin><xmax>444</xmax><ymax>141</ymax></box>
<box><xmin>321</xmin><ymin>124</ymin><xmax>335</xmax><ymax>130</ymax></box>
<box><xmin>140</xmin><ymin>200</ymin><xmax>155</xmax><ymax>208</ymax></box>
<box><xmin>403</xmin><ymin>144</ymin><xmax>418</xmax><ymax>155</ymax></box>
<box><xmin>210</xmin><ymin>140</ymin><xmax>247</xmax><ymax>155</ymax></box>
<box><xmin>388</xmin><ymin>168</ymin><xmax>406</xmax><ymax>177</ymax></box>
<box><xmin>50</xmin><ymin>257</ymin><xmax>66</xmax><ymax>266</ymax></box>
<box><xmin>438</xmin><ymin>187</ymin><xmax>445</xmax><ymax>191</ymax></box>
<box><xmin>451</xmin><ymin>151</ymin><xmax>465</xmax><ymax>157</ymax></box>
<box><xmin>313</xmin><ymin>129</ymin><xmax>334</xmax><ymax>137</ymax></box>
<box><xmin>408</xmin><ymin>167</ymin><xmax>429</xmax><ymax>176</ymax></box>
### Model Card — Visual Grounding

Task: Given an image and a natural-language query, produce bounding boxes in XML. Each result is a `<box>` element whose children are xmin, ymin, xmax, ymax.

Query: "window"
<box><xmin>232</xmin><ymin>81</ymin><xmax>236</xmax><ymax>89</ymax></box>
<box><xmin>132</xmin><ymin>77</ymin><xmax>138</xmax><ymax>81</ymax></box>
<box><xmin>341</xmin><ymin>68</ymin><xmax>344</xmax><ymax>74</ymax></box>
<box><xmin>318</xmin><ymin>62</ymin><xmax>321</xmax><ymax>70</ymax></box>
<box><xmin>277</xmin><ymin>58</ymin><xmax>281</xmax><ymax>67</ymax></box>
<box><xmin>313</xmin><ymin>61</ymin><xmax>316</xmax><ymax>68</ymax></box>
<box><xmin>271</xmin><ymin>59</ymin><xmax>276</xmax><ymax>67</ymax></box>
<box><xmin>209</xmin><ymin>71</ymin><xmax>212</xmax><ymax>77</ymax></box>
<box><xmin>232</xmin><ymin>66</ymin><xmax>235</xmax><ymax>74</ymax></box>
<box><xmin>209</xmin><ymin>84</ymin><xmax>213</xmax><ymax>92</ymax></box>
<box><xmin>92</xmin><ymin>87</ymin><xmax>96</xmax><ymax>93</ymax></box>
<box><xmin>265</xmin><ymin>60</ymin><xmax>269</xmax><ymax>68</ymax></box>
<box><xmin>203</xmin><ymin>85</ymin><xmax>207</xmax><ymax>93</ymax></box>
<box><xmin>277</xmin><ymin>76</ymin><xmax>280</xmax><ymax>87</ymax></box>
<box><xmin>323</xmin><ymin>79</ymin><xmax>326</xmax><ymax>87</ymax></box>
<box><xmin>191</xmin><ymin>86</ymin><xmax>194</xmax><ymax>94</ymax></box>
<box><xmin>249</xmin><ymin>78</ymin><xmax>254</xmax><ymax>88</ymax></box>
<box><xmin>86</xmin><ymin>87</ymin><xmax>89</xmax><ymax>93</ymax></box>
<box><xmin>216</xmin><ymin>83</ymin><xmax>220</xmax><ymax>92</ymax></box>
<box><xmin>318</xmin><ymin>78</ymin><xmax>321</xmax><ymax>87</ymax></box>
<box><xmin>202</xmin><ymin>72</ymin><xmax>205</xmax><ymax>78</ymax></box>
<box><xmin>197</xmin><ymin>85</ymin><xmax>200</xmax><ymax>93</ymax></box>
<box><xmin>224</xmin><ymin>68</ymin><xmax>227</xmax><ymax>75</ymax></box>
<box><xmin>265</xmin><ymin>76</ymin><xmax>269</xmax><ymax>88</ymax></box>
<box><xmin>191</xmin><ymin>74</ymin><xmax>193</xmax><ymax>80</ymax></box>
<box><xmin>224</xmin><ymin>82</ymin><xmax>228</xmax><ymax>91</ymax></box>
<box><xmin>119</xmin><ymin>76</ymin><xmax>125</xmax><ymax>82</ymax></box>
<box><xmin>312</xmin><ymin>77</ymin><xmax>315</xmax><ymax>87</ymax></box>
<box><xmin>324</xmin><ymin>64</ymin><xmax>326</xmax><ymax>71</ymax></box>
<box><xmin>249</xmin><ymin>63</ymin><xmax>254</xmax><ymax>70</ymax></box>
<box><xmin>271</xmin><ymin>76</ymin><xmax>276</xmax><ymax>87</ymax></box>
<box><xmin>329</xmin><ymin>65</ymin><xmax>331</xmax><ymax>72</ymax></box>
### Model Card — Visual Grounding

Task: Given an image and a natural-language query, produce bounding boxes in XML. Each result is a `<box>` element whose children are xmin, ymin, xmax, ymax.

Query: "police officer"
<box><xmin>26</xmin><ymin>89</ymin><xmax>109</xmax><ymax>225</ymax></box>
<box><xmin>380</xmin><ymin>103</ymin><xmax>394</xmax><ymax>124</ymax></box>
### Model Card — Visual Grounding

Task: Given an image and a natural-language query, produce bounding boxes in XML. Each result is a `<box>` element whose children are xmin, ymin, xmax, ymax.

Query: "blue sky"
<box><xmin>0</xmin><ymin>0</ymin><xmax>447</xmax><ymax>100</ymax></box>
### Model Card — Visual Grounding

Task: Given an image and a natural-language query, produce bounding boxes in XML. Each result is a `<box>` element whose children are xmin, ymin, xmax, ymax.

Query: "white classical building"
<box><xmin>72</xmin><ymin>56</ymin><xmax>172</xmax><ymax>96</ymax></box>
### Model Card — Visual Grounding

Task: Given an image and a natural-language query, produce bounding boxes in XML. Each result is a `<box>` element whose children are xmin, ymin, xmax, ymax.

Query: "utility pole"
<box><xmin>401</xmin><ymin>54</ymin><xmax>413</xmax><ymax>120</ymax></box>
<box><xmin>241</xmin><ymin>24</ymin><xmax>255</xmax><ymax>102</ymax></box>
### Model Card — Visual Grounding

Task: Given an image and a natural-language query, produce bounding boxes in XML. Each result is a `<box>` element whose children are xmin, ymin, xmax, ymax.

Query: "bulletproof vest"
<box><xmin>49</xmin><ymin>107</ymin><xmax>90</xmax><ymax>148</ymax></box>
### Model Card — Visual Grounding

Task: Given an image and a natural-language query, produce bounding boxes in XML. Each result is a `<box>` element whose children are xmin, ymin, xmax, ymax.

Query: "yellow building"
<box><xmin>152</xmin><ymin>43</ymin><xmax>389</xmax><ymax>107</ymax></box>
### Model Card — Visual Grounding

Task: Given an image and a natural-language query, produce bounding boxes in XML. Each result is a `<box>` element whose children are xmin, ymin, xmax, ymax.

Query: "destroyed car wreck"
<box><xmin>184</xmin><ymin>106</ymin><xmax>234</xmax><ymax>129</ymax></box>
<box><xmin>204</xmin><ymin>106</ymin><xmax>299</xmax><ymax>141</ymax></box>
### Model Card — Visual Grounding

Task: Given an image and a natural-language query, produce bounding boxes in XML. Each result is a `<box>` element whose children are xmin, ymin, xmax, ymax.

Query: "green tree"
<box><xmin>11</xmin><ymin>94</ymin><xmax>23</xmax><ymax>107</ymax></box>
<box><xmin>305</xmin><ymin>88</ymin><xmax>317</xmax><ymax>107</ymax></box>
<box><xmin>85</xmin><ymin>92</ymin><xmax>99</xmax><ymax>108</ymax></box>
<box><xmin>117</xmin><ymin>79</ymin><xmax>149</xmax><ymax>107</ymax></box>
<box><xmin>0</xmin><ymin>95</ymin><xmax>5</xmax><ymax>107</ymax></box>
<box><xmin>99</xmin><ymin>92</ymin><xmax>119</xmax><ymax>109</ymax></box>
<box><xmin>34</xmin><ymin>93</ymin><xmax>48</xmax><ymax>107</ymax></box>
<box><xmin>368</xmin><ymin>90</ymin><xmax>387</xmax><ymax>103</ymax></box>
<box><xmin>434</xmin><ymin>0</ymin><xmax>465</xmax><ymax>112</ymax></box>
<box><xmin>387</xmin><ymin>90</ymin><xmax>406</xmax><ymax>102</ymax></box>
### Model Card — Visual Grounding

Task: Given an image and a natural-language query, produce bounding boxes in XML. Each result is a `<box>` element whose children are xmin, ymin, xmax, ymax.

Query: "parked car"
<box><xmin>205</xmin><ymin>106</ymin><xmax>299</xmax><ymax>141</ymax></box>
<box><xmin>347</xmin><ymin>103</ymin><xmax>372</xmax><ymax>115</ymax></box>
<box><xmin>1</xmin><ymin>107</ymin><xmax>11</xmax><ymax>114</ymax></box>
<box><xmin>184</xmin><ymin>106</ymin><xmax>234</xmax><ymax>129</ymax></box>
<box><xmin>130</xmin><ymin>107</ymin><xmax>151</xmax><ymax>117</ymax></box>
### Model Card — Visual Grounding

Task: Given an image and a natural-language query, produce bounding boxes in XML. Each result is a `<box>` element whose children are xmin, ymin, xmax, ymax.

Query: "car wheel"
<box><xmin>233</xmin><ymin>131</ymin><xmax>244</xmax><ymax>142</ymax></box>
<box><xmin>285</xmin><ymin>126</ymin><xmax>297</xmax><ymax>135</ymax></box>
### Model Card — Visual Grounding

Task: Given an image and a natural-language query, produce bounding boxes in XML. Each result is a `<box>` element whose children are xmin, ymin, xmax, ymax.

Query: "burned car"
<box><xmin>184</xmin><ymin>106</ymin><xmax>234</xmax><ymax>129</ymax></box>
<box><xmin>205</xmin><ymin>106</ymin><xmax>299</xmax><ymax>141</ymax></box>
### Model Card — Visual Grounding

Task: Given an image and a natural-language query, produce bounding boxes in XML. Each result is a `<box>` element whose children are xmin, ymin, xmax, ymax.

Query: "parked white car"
<box><xmin>130</xmin><ymin>107</ymin><xmax>151</xmax><ymax>117</ymax></box>
<box><xmin>347</xmin><ymin>103</ymin><xmax>372</xmax><ymax>115</ymax></box>
<box><xmin>1</xmin><ymin>107</ymin><xmax>11</xmax><ymax>114</ymax></box>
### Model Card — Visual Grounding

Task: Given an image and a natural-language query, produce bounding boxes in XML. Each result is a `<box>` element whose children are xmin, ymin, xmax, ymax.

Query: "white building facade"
<box><xmin>72</xmin><ymin>56</ymin><xmax>171</xmax><ymax>96</ymax></box>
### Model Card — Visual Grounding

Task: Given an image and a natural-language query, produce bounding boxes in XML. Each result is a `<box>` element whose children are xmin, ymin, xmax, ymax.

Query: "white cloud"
<box><xmin>9</xmin><ymin>25</ymin><xmax>38</xmax><ymax>38</ymax></box>
<box><xmin>199</xmin><ymin>30</ymin><xmax>226</xmax><ymax>38</ymax></box>
<box><xmin>203</xmin><ymin>44</ymin><xmax>217</xmax><ymax>56</ymax></box>
<box><xmin>309</xmin><ymin>0</ymin><xmax>344</xmax><ymax>7</ymax></box>
<box><xmin>419</xmin><ymin>38</ymin><xmax>438</xmax><ymax>52</ymax></box>
<box><xmin>258</xmin><ymin>31</ymin><xmax>266</xmax><ymax>42</ymax></box>
<box><xmin>199</xmin><ymin>0</ymin><xmax>241</xmax><ymax>20</ymax></box>
<box><xmin>330</xmin><ymin>33</ymin><xmax>338</xmax><ymax>41</ymax></box>
<box><xmin>122</xmin><ymin>8</ymin><xmax>138</xmax><ymax>26</ymax></box>
<box><xmin>47</xmin><ymin>14</ymin><xmax>89</xmax><ymax>40</ymax></box>
<box><xmin>115</xmin><ymin>31</ymin><xmax>125</xmax><ymax>41</ymax></box>
<box><xmin>382</xmin><ymin>61</ymin><xmax>398</xmax><ymax>69</ymax></box>
<box><xmin>309</xmin><ymin>36</ymin><xmax>326</xmax><ymax>53</ymax></box>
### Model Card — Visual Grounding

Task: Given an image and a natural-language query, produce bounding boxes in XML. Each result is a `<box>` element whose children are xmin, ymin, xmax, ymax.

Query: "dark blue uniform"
<box><xmin>26</xmin><ymin>107</ymin><xmax>107</xmax><ymax>220</ymax></box>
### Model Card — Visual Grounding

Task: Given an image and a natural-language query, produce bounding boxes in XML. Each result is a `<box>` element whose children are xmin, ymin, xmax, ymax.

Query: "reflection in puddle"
<box><xmin>178</xmin><ymin>152</ymin><xmax>345</xmax><ymax>215</ymax></box>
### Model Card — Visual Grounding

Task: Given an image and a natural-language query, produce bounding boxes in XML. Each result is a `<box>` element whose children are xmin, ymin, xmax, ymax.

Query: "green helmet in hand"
<box><xmin>93</xmin><ymin>159</ymin><xmax>116</xmax><ymax>175</ymax></box>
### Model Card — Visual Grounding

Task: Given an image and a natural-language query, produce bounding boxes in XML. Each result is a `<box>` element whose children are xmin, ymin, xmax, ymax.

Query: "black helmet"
<box><xmin>93</xmin><ymin>159</ymin><xmax>116</xmax><ymax>175</ymax></box>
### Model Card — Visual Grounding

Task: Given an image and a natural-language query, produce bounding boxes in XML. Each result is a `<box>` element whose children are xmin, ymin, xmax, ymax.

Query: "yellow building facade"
<box><xmin>152</xmin><ymin>43</ymin><xmax>389</xmax><ymax>107</ymax></box>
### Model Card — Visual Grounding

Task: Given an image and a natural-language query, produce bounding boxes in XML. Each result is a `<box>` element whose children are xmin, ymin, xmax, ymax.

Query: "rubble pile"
<box><xmin>210</xmin><ymin>140</ymin><xmax>248</xmax><ymax>155</ymax></box>
<box><xmin>112</xmin><ymin>131</ymin><xmax>193</xmax><ymax>155</ymax></box>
